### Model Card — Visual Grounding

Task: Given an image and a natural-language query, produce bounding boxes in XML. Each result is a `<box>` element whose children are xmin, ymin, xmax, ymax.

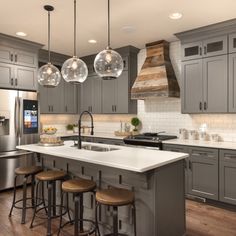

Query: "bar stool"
<box><xmin>9</xmin><ymin>165</ymin><xmax>43</xmax><ymax>224</ymax></box>
<box><xmin>30</xmin><ymin>170</ymin><xmax>68</xmax><ymax>236</ymax></box>
<box><xmin>57</xmin><ymin>178</ymin><xmax>99</xmax><ymax>236</ymax></box>
<box><xmin>95</xmin><ymin>188</ymin><xmax>137</xmax><ymax>236</ymax></box>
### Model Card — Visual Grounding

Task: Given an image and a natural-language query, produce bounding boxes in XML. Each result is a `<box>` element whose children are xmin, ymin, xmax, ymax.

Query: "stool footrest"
<box><xmin>34</xmin><ymin>205</ymin><xmax>68</xmax><ymax>220</ymax></box>
<box><xmin>104</xmin><ymin>234</ymin><xmax>128</xmax><ymax>236</ymax></box>
<box><xmin>12</xmin><ymin>197</ymin><xmax>44</xmax><ymax>210</ymax></box>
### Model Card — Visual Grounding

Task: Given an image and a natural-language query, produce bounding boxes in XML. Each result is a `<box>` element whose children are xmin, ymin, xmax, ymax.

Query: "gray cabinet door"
<box><xmin>219</xmin><ymin>149</ymin><xmax>236</xmax><ymax>205</ymax></box>
<box><xmin>181</xmin><ymin>41</ymin><xmax>203</xmax><ymax>61</ymax></box>
<box><xmin>181</xmin><ymin>60</ymin><xmax>203</xmax><ymax>113</ymax></box>
<box><xmin>188</xmin><ymin>147</ymin><xmax>218</xmax><ymax>200</ymax></box>
<box><xmin>116</xmin><ymin>71</ymin><xmax>129</xmax><ymax>113</ymax></box>
<box><xmin>229</xmin><ymin>33</ymin><xmax>236</xmax><ymax>54</ymax></box>
<box><xmin>162</xmin><ymin>144</ymin><xmax>189</xmax><ymax>195</ymax></box>
<box><xmin>81</xmin><ymin>76</ymin><xmax>93</xmax><ymax>112</ymax></box>
<box><xmin>47</xmin><ymin>81</ymin><xmax>64</xmax><ymax>113</ymax></box>
<box><xmin>92</xmin><ymin>76</ymin><xmax>102</xmax><ymax>113</ymax></box>
<box><xmin>64</xmin><ymin>81</ymin><xmax>77</xmax><ymax>114</ymax></box>
<box><xmin>14</xmin><ymin>50</ymin><xmax>38</xmax><ymax>68</ymax></box>
<box><xmin>202</xmin><ymin>35</ymin><xmax>228</xmax><ymax>57</ymax></box>
<box><xmin>39</xmin><ymin>85</ymin><xmax>49</xmax><ymax>113</ymax></box>
<box><xmin>0</xmin><ymin>46</ymin><xmax>13</xmax><ymax>64</ymax></box>
<box><xmin>229</xmin><ymin>53</ymin><xmax>236</xmax><ymax>112</ymax></box>
<box><xmin>203</xmin><ymin>55</ymin><xmax>227</xmax><ymax>112</ymax></box>
<box><xmin>15</xmin><ymin>66</ymin><xmax>37</xmax><ymax>90</ymax></box>
<box><xmin>0</xmin><ymin>62</ymin><xmax>14</xmax><ymax>88</ymax></box>
<box><xmin>102</xmin><ymin>79</ymin><xmax>116</xmax><ymax>113</ymax></box>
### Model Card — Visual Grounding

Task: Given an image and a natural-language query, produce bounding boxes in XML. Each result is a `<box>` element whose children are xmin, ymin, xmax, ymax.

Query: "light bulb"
<box><xmin>71</xmin><ymin>60</ymin><xmax>78</xmax><ymax>70</ymax></box>
<box><xmin>105</xmin><ymin>52</ymin><xmax>112</xmax><ymax>63</ymax></box>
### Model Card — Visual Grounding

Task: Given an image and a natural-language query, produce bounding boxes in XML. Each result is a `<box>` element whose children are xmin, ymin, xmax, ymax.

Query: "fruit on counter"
<box><xmin>43</xmin><ymin>127</ymin><xmax>57</xmax><ymax>134</ymax></box>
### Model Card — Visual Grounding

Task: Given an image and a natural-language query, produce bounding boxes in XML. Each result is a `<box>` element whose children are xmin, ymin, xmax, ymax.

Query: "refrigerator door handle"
<box><xmin>14</xmin><ymin>97</ymin><xmax>20</xmax><ymax>137</ymax></box>
<box><xmin>18</xmin><ymin>97</ymin><xmax>23</xmax><ymax>138</ymax></box>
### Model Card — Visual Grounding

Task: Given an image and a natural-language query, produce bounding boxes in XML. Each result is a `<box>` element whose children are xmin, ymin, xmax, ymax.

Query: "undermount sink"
<box><xmin>72</xmin><ymin>143</ymin><xmax>119</xmax><ymax>152</ymax></box>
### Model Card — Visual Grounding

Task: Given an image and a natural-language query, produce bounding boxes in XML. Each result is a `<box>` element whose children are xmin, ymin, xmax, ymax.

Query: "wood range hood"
<box><xmin>131</xmin><ymin>40</ymin><xmax>180</xmax><ymax>100</ymax></box>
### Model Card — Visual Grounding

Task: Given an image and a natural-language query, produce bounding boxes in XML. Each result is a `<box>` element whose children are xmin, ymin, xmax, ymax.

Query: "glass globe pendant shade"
<box><xmin>61</xmin><ymin>56</ymin><xmax>88</xmax><ymax>83</ymax></box>
<box><xmin>38</xmin><ymin>62</ymin><xmax>61</xmax><ymax>88</ymax></box>
<box><xmin>94</xmin><ymin>48</ymin><xmax>124</xmax><ymax>80</ymax></box>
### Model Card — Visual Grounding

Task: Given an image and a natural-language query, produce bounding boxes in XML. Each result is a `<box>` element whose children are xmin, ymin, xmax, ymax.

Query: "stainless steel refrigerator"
<box><xmin>0</xmin><ymin>89</ymin><xmax>39</xmax><ymax>190</ymax></box>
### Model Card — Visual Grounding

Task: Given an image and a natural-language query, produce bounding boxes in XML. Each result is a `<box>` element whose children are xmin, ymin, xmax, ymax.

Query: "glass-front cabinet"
<box><xmin>229</xmin><ymin>33</ymin><xmax>236</xmax><ymax>53</ymax></box>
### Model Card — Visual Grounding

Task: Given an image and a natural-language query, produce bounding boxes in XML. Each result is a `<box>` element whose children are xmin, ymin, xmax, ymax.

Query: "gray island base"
<box><xmin>17</xmin><ymin>142</ymin><xmax>186</xmax><ymax>236</ymax></box>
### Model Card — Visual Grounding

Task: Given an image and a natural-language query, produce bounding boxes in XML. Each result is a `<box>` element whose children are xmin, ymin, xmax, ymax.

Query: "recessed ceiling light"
<box><xmin>88</xmin><ymin>39</ymin><xmax>97</xmax><ymax>44</ymax></box>
<box><xmin>16</xmin><ymin>31</ymin><xmax>27</xmax><ymax>37</ymax></box>
<box><xmin>169</xmin><ymin>12</ymin><xmax>183</xmax><ymax>20</ymax></box>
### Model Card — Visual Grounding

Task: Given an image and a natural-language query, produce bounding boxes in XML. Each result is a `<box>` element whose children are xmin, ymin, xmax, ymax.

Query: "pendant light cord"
<box><xmin>74</xmin><ymin>0</ymin><xmax>77</xmax><ymax>56</ymax></box>
<box><xmin>107</xmin><ymin>0</ymin><xmax>110</xmax><ymax>48</ymax></box>
<box><xmin>48</xmin><ymin>10</ymin><xmax>51</xmax><ymax>63</ymax></box>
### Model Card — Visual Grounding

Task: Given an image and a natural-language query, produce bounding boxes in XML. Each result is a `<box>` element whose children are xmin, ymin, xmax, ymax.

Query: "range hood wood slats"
<box><xmin>131</xmin><ymin>40</ymin><xmax>180</xmax><ymax>100</ymax></box>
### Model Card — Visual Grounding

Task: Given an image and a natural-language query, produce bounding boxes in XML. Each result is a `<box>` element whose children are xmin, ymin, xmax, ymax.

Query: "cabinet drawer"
<box><xmin>220</xmin><ymin>149</ymin><xmax>236</xmax><ymax>163</ymax></box>
<box><xmin>162</xmin><ymin>144</ymin><xmax>187</xmax><ymax>153</ymax></box>
<box><xmin>190</xmin><ymin>147</ymin><xmax>218</xmax><ymax>160</ymax></box>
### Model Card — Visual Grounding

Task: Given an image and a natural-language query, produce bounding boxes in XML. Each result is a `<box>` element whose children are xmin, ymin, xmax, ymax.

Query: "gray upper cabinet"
<box><xmin>181</xmin><ymin>59</ymin><xmax>203</xmax><ymax>113</ymax></box>
<box><xmin>203</xmin><ymin>55</ymin><xmax>228</xmax><ymax>112</ymax></box>
<box><xmin>202</xmin><ymin>35</ymin><xmax>227</xmax><ymax>58</ymax></box>
<box><xmin>64</xmin><ymin>82</ymin><xmax>77</xmax><ymax>114</ymax></box>
<box><xmin>81</xmin><ymin>75</ymin><xmax>102</xmax><ymax>113</ymax></box>
<box><xmin>182</xmin><ymin>41</ymin><xmax>203</xmax><ymax>61</ymax></box>
<box><xmin>229</xmin><ymin>53</ymin><xmax>236</xmax><ymax>112</ymax></box>
<box><xmin>219</xmin><ymin>149</ymin><xmax>236</xmax><ymax>205</ymax></box>
<box><xmin>0</xmin><ymin>34</ymin><xmax>42</xmax><ymax>91</ymax></box>
<box><xmin>188</xmin><ymin>147</ymin><xmax>219</xmax><ymax>200</ymax></box>
<box><xmin>229</xmin><ymin>33</ymin><xmax>236</xmax><ymax>53</ymax></box>
<box><xmin>81</xmin><ymin>46</ymin><xmax>139</xmax><ymax>114</ymax></box>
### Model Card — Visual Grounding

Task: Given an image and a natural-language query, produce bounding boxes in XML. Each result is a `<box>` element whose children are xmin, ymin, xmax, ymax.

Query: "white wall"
<box><xmin>137</xmin><ymin>41</ymin><xmax>236</xmax><ymax>142</ymax></box>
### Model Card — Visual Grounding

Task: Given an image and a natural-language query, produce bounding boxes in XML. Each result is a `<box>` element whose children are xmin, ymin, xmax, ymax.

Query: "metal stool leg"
<box><xmin>9</xmin><ymin>175</ymin><xmax>17</xmax><ymax>217</ymax></box>
<box><xmin>113</xmin><ymin>206</ymin><xmax>118</xmax><ymax>236</ymax></box>
<box><xmin>31</xmin><ymin>175</ymin><xmax>35</xmax><ymax>206</ymax></box>
<box><xmin>21</xmin><ymin>175</ymin><xmax>28</xmax><ymax>224</ymax></box>
<box><xmin>30</xmin><ymin>180</ymin><xmax>40</xmax><ymax>228</ymax></box>
<box><xmin>132</xmin><ymin>203</ymin><xmax>137</xmax><ymax>236</ymax></box>
<box><xmin>95</xmin><ymin>201</ymin><xmax>101</xmax><ymax>236</ymax></box>
<box><xmin>74</xmin><ymin>194</ymin><xmax>80</xmax><ymax>236</ymax></box>
<box><xmin>57</xmin><ymin>191</ymin><xmax>64</xmax><ymax>236</ymax></box>
<box><xmin>79</xmin><ymin>193</ymin><xmax>84</xmax><ymax>232</ymax></box>
<box><xmin>66</xmin><ymin>192</ymin><xmax>72</xmax><ymax>222</ymax></box>
<box><xmin>52</xmin><ymin>181</ymin><xmax>56</xmax><ymax>216</ymax></box>
<box><xmin>42</xmin><ymin>181</ymin><xmax>48</xmax><ymax>214</ymax></box>
<box><xmin>47</xmin><ymin>181</ymin><xmax>53</xmax><ymax>236</ymax></box>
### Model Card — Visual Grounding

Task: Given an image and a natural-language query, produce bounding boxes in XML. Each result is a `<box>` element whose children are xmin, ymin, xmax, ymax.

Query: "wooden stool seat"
<box><xmin>15</xmin><ymin>166</ymin><xmax>43</xmax><ymax>176</ymax></box>
<box><xmin>62</xmin><ymin>178</ymin><xmax>96</xmax><ymax>193</ymax></box>
<box><xmin>36</xmin><ymin>170</ymin><xmax>66</xmax><ymax>181</ymax></box>
<box><xmin>96</xmin><ymin>188</ymin><xmax>134</xmax><ymax>206</ymax></box>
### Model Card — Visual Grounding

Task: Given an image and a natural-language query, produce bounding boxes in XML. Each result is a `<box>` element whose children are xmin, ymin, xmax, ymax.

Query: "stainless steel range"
<box><xmin>123</xmin><ymin>132</ymin><xmax>177</xmax><ymax>149</ymax></box>
<box><xmin>0</xmin><ymin>89</ymin><xmax>39</xmax><ymax>190</ymax></box>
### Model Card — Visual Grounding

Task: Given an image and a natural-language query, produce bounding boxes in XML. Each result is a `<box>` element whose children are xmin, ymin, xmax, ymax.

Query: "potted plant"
<box><xmin>131</xmin><ymin>117</ymin><xmax>140</xmax><ymax>135</ymax></box>
<box><xmin>66</xmin><ymin>124</ymin><xmax>74</xmax><ymax>134</ymax></box>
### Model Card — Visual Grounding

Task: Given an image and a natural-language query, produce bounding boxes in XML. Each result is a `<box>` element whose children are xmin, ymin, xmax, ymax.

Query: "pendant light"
<box><xmin>94</xmin><ymin>0</ymin><xmax>123</xmax><ymax>80</ymax></box>
<box><xmin>38</xmin><ymin>5</ymin><xmax>61</xmax><ymax>88</ymax></box>
<box><xmin>61</xmin><ymin>0</ymin><xmax>88</xmax><ymax>83</ymax></box>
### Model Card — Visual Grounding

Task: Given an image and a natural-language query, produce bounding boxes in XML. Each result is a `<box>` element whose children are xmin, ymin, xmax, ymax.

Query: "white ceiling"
<box><xmin>0</xmin><ymin>0</ymin><xmax>236</xmax><ymax>57</ymax></box>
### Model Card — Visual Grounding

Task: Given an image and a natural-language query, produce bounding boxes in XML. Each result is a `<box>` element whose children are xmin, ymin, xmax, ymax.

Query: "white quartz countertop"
<box><xmin>58</xmin><ymin>132</ymin><xmax>124</xmax><ymax>140</ymax></box>
<box><xmin>163</xmin><ymin>139</ymin><xmax>236</xmax><ymax>150</ymax></box>
<box><xmin>16</xmin><ymin>141</ymin><xmax>187</xmax><ymax>173</ymax></box>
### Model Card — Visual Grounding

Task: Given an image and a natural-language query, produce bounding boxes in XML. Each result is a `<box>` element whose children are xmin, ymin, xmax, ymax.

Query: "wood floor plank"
<box><xmin>1</xmin><ymin>188</ymin><xmax>236</xmax><ymax>235</ymax></box>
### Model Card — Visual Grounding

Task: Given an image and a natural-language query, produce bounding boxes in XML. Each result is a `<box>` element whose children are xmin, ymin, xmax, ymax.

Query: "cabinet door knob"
<box><xmin>199</xmin><ymin>102</ymin><xmax>202</xmax><ymax>110</ymax></box>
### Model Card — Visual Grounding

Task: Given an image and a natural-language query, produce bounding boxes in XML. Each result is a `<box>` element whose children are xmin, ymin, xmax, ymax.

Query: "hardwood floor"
<box><xmin>1</xmin><ymin>188</ymin><xmax>236</xmax><ymax>236</ymax></box>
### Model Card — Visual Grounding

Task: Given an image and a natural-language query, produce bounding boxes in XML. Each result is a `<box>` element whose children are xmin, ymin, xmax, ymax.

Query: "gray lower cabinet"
<box><xmin>181</xmin><ymin>55</ymin><xmax>227</xmax><ymax>113</ymax></box>
<box><xmin>219</xmin><ymin>149</ymin><xmax>236</xmax><ymax>205</ymax></box>
<box><xmin>162</xmin><ymin>144</ymin><xmax>189</xmax><ymax>194</ymax></box>
<box><xmin>64</xmin><ymin>82</ymin><xmax>77</xmax><ymax>114</ymax></box>
<box><xmin>102</xmin><ymin>70</ymin><xmax>129</xmax><ymax>113</ymax></box>
<box><xmin>229</xmin><ymin>53</ymin><xmax>236</xmax><ymax>112</ymax></box>
<box><xmin>81</xmin><ymin>75</ymin><xmax>102</xmax><ymax>113</ymax></box>
<box><xmin>188</xmin><ymin>147</ymin><xmax>218</xmax><ymax>200</ymax></box>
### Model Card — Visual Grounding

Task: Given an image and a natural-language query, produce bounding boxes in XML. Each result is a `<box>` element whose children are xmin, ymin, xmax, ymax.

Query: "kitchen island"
<box><xmin>17</xmin><ymin>141</ymin><xmax>188</xmax><ymax>236</ymax></box>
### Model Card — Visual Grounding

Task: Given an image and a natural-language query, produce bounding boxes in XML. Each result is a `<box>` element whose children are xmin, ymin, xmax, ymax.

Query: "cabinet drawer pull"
<box><xmin>199</xmin><ymin>102</ymin><xmax>202</xmax><ymax>110</ymax></box>
<box><xmin>192</xmin><ymin>152</ymin><xmax>214</xmax><ymax>158</ymax></box>
<box><xmin>225</xmin><ymin>155</ymin><xmax>236</xmax><ymax>159</ymax></box>
<box><xmin>10</xmin><ymin>78</ymin><xmax>14</xmax><ymax>86</ymax></box>
<box><xmin>10</xmin><ymin>54</ymin><xmax>13</xmax><ymax>62</ymax></box>
<box><xmin>15</xmin><ymin>54</ymin><xmax>18</xmax><ymax>63</ymax></box>
<box><xmin>204</xmin><ymin>102</ymin><xmax>207</xmax><ymax>110</ymax></box>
